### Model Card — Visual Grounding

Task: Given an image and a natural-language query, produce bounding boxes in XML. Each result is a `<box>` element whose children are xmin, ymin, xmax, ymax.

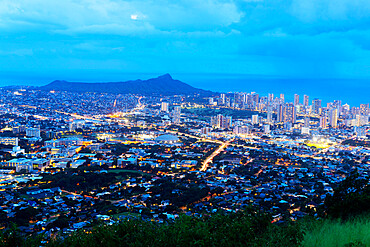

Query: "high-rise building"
<box><xmin>319</xmin><ymin>115</ymin><xmax>327</xmax><ymax>129</ymax></box>
<box><xmin>211</xmin><ymin>114</ymin><xmax>232</xmax><ymax>129</ymax></box>
<box><xmin>267</xmin><ymin>106</ymin><xmax>273</xmax><ymax>123</ymax></box>
<box><xmin>284</xmin><ymin>103</ymin><xmax>296</xmax><ymax>123</ymax></box>
<box><xmin>161</xmin><ymin>102</ymin><xmax>169</xmax><ymax>112</ymax></box>
<box><xmin>329</xmin><ymin>109</ymin><xmax>338</xmax><ymax>128</ymax></box>
<box><xmin>172</xmin><ymin>106</ymin><xmax>181</xmax><ymax>124</ymax></box>
<box><xmin>342</xmin><ymin>104</ymin><xmax>350</xmax><ymax>115</ymax></box>
<box><xmin>221</xmin><ymin>94</ymin><xmax>226</xmax><ymax>104</ymax></box>
<box><xmin>268</xmin><ymin>93</ymin><xmax>274</xmax><ymax>104</ymax></box>
<box><xmin>277</xmin><ymin>104</ymin><xmax>284</xmax><ymax>123</ymax></box>
<box><xmin>303</xmin><ymin>95</ymin><xmax>309</xmax><ymax>107</ymax></box>
<box><xmin>360</xmin><ymin>104</ymin><xmax>369</xmax><ymax>116</ymax></box>
<box><xmin>252</xmin><ymin>93</ymin><xmax>259</xmax><ymax>107</ymax></box>
<box><xmin>252</xmin><ymin>115</ymin><xmax>259</xmax><ymax>125</ymax></box>
<box><xmin>280</xmin><ymin>94</ymin><xmax>285</xmax><ymax>103</ymax></box>
<box><xmin>304</xmin><ymin>117</ymin><xmax>310</xmax><ymax>128</ymax></box>
<box><xmin>312</xmin><ymin>99</ymin><xmax>322</xmax><ymax>115</ymax></box>
<box><xmin>294</xmin><ymin>94</ymin><xmax>299</xmax><ymax>106</ymax></box>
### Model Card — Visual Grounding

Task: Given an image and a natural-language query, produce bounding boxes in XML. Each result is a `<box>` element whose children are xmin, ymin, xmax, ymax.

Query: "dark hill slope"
<box><xmin>40</xmin><ymin>74</ymin><xmax>211</xmax><ymax>95</ymax></box>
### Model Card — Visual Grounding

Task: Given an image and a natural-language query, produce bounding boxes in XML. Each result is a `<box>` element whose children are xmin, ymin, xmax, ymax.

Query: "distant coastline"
<box><xmin>0</xmin><ymin>73</ymin><xmax>368</xmax><ymax>106</ymax></box>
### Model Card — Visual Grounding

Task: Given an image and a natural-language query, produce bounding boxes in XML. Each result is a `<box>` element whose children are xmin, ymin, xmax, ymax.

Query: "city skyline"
<box><xmin>1</xmin><ymin>73</ymin><xmax>368</xmax><ymax>107</ymax></box>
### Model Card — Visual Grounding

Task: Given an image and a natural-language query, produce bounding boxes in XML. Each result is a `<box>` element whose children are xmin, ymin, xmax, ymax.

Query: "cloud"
<box><xmin>0</xmin><ymin>0</ymin><xmax>370</xmax><ymax>79</ymax></box>
<box><xmin>0</xmin><ymin>48</ymin><xmax>33</xmax><ymax>56</ymax></box>
<box><xmin>0</xmin><ymin>0</ymin><xmax>242</xmax><ymax>35</ymax></box>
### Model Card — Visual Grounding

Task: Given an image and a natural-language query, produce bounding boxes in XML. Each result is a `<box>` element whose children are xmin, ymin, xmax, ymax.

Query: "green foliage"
<box><xmin>324</xmin><ymin>172</ymin><xmax>370</xmax><ymax>219</ymax></box>
<box><xmin>48</xmin><ymin>209</ymin><xmax>303</xmax><ymax>247</ymax></box>
<box><xmin>302</xmin><ymin>215</ymin><xmax>370</xmax><ymax>247</ymax></box>
<box><xmin>0</xmin><ymin>223</ymin><xmax>44</xmax><ymax>247</ymax></box>
<box><xmin>40</xmin><ymin>170</ymin><xmax>119</xmax><ymax>192</ymax></box>
<box><xmin>0</xmin><ymin>210</ymin><xmax>304</xmax><ymax>247</ymax></box>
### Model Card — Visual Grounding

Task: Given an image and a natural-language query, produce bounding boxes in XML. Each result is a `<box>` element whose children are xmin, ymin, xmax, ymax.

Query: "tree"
<box><xmin>324</xmin><ymin>172</ymin><xmax>370</xmax><ymax>219</ymax></box>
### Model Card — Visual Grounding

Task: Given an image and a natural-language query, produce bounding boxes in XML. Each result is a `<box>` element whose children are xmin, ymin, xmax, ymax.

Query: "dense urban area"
<box><xmin>0</xmin><ymin>86</ymin><xmax>369</xmax><ymax>242</ymax></box>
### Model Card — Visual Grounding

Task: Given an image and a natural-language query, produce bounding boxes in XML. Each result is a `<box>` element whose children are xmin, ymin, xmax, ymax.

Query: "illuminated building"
<box><xmin>268</xmin><ymin>93</ymin><xmax>274</xmax><ymax>103</ymax></box>
<box><xmin>329</xmin><ymin>109</ymin><xmax>338</xmax><ymax>128</ymax></box>
<box><xmin>303</xmin><ymin>95</ymin><xmax>309</xmax><ymax>107</ymax></box>
<box><xmin>294</xmin><ymin>94</ymin><xmax>299</xmax><ymax>106</ymax></box>
<box><xmin>319</xmin><ymin>115</ymin><xmax>327</xmax><ymax>129</ymax></box>
<box><xmin>26</xmin><ymin>127</ymin><xmax>40</xmax><ymax>138</ymax></box>
<box><xmin>0</xmin><ymin>137</ymin><xmax>18</xmax><ymax>146</ymax></box>
<box><xmin>360</xmin><ymin>103</ymin><xmax>369</xmax><ymax>116</ymax></box>
<box><xmin>280</xmin><ymin>94</ymin><xmax>285</xmax><ymax>103</ymax></box>
<box><xmin>161</xmin><ymin>102</ymin><xmax>169</xmax><ymax>112</ymax></box>
<box><xmin>312</xmin><ymin>98</ymin><xmax>322</xmax><ymax>115</ymax></box>
<box><xmin>263</xmin><ymin>124</ymin><xmax>270</xmax><ymax>134</ymax></box>
<box><xmin>304</xmin><ymin>117</ymin><xmax>310</xmax><ymax>127</ymax></box>
<box><xmin>172</xmin><ymin>106</ymin><xmax>181</xmax><ymax>124</ymax></box>
<box><xmin>211</xmin><ymin>114</ymin><xmax>232</xmax><ymax>129</ymax></box>
<box><xmin>221</xmin><ymin>94</ymin><xmax>226</xmax><ymax>104</ymax></box>
<box><xmin>277</xmin><ymin>104</ymin><xmax>284</xmax><ymax>123</ymax></box>
<box><xmin>233</xmin><ymin>125</ymin><xmax>250</xmax><ymax>135</ymax></box>
<box><xmin>267</xmin><ymin>106</ymin><xmax>273</xmax><ymax>123</ymax></box>
<box><xmin>284</xmin><ymin>103</ymin><xmax>296</xmax><ymax>123</ymax></box>
<box><xmin>252</xmin><ymin>114</ymin><xmax>259</xmax><ymax>124</ymax></box>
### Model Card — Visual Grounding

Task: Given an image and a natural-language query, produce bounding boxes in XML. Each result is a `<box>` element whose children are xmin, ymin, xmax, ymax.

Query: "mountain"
<box><xmin>39</xmin><ymin>74</ymin><xmax>212</xmax><ymax>96</ymax></box>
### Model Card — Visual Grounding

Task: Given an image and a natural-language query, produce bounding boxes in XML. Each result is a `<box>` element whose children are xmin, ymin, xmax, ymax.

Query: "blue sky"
<box><xmin>0</xmin><ymin>0</ymin><xmax>370</xmax><ymax>87</ymax></box>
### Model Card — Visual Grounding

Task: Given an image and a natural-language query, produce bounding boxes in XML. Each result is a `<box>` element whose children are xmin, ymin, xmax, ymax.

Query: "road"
<box><xmin>200</xmin><ymin>141</ymin><xmax>230</xmax><ymax>171</ymax></box>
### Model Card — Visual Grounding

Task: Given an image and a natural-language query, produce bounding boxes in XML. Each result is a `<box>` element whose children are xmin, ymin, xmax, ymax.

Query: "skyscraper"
<box><xmin>312</xmin><ymin>99</ymin><xmax>322</xmax><ymax>115</ymax></box>
<box><xmin>294</xmin><ymin>94</ymin><xmax>299</xmax><ymax>106</ymax></box>
<box><xmin>267</xmin><ymin>106</ymin><xmax>273</xmax><ymax>123</ymax></box>
<box><xmin>360</xmin><ymin>103</ymin><xmax>369</xmax><ymax>116</ymax></box>
<box><xmin>221</xmin><ymin>94</ymin><xmax>226</xmax><ymax>104</ymax></box>
<box><xmin>303</xmin><ymin>95</ymin><xmax>309</xmax><ymax>107</ymax></box>
<box><xmin>284</xmin><ymin>103</ymin><xmax>296</xmax><ymax>123</ymax></box>
<box><xmin>277</xmin><ymin>104</ymin><xmax>284</xmax><ymax>123</ymax></box>
<box><xmin>172</xmin><ymin>106</ymin><xmax>181</xmax><ymax>124</ymax></box>
<box><xmin>280</xmin><ymin>94</ymin><xmax>285</xmax><ymax>103</ymax></box>
<box><xmin>252</xmin><ymin>93</ymin><xmax>259</xmax><ymax>108</ymax></box>
<box><xmin>268</xmin><ymin>93</ymin><xmax>274</xmax><ymax>104</ymax></box>
<box><xmin>329</xmin><ymin>109</ymin><xmax>338</xmax><ymax>128</ymax></box>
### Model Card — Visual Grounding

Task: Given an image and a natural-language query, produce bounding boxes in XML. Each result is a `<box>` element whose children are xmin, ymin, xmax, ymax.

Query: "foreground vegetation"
<box><xmin>1</xmin><ymin>172</ymin><xmax>369</xmax><ymax>247</ymax></box>
<box><xmin>2</xmin><ymin>211</ymin><xmax>370</xmax><ymax>247</ymax></box>
<box><xmin>0</xmin><ymin>209</ymin><xmax>304</xmax><ymax>247</ymax></box>
<box><xmin>303</xmin><ymin>216</ymin><xmax>370</xmax><ymax>247</ymax></box>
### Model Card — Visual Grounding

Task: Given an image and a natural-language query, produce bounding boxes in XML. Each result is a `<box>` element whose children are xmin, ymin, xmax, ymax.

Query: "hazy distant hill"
<box><xmin>40</xmin><ymin>74</ymin><xmax>211</xmax><ymax>95</ymax></box>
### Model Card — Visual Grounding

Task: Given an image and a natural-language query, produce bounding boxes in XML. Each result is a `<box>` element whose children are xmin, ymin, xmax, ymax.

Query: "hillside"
<box><xmin>39</xmin><ymin>74</ymin><xmax>212</xmax><ymax>96</ymax></box>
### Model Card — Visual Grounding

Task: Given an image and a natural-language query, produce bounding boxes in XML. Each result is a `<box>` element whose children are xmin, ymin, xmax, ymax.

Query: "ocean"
<box><xmin>180</xmin><ymin>74</ymin><xmax>370</xmax><ymax>106</ymax></box>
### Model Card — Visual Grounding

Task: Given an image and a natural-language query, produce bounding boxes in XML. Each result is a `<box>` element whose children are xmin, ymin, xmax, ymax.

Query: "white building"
<box><xmin>161</xmin><ymin>102</ymin><xmax>169</xmax><ymax>112</ymax></box>
<box><xmin>252</xmin><ymin>115</ymin><xmax>259</xmax><ymax>125</ymax></box>
<box><xmin>26</xmin><ymin>127</ymin><xmax>40</xmax><ymax>138</ymax></box>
